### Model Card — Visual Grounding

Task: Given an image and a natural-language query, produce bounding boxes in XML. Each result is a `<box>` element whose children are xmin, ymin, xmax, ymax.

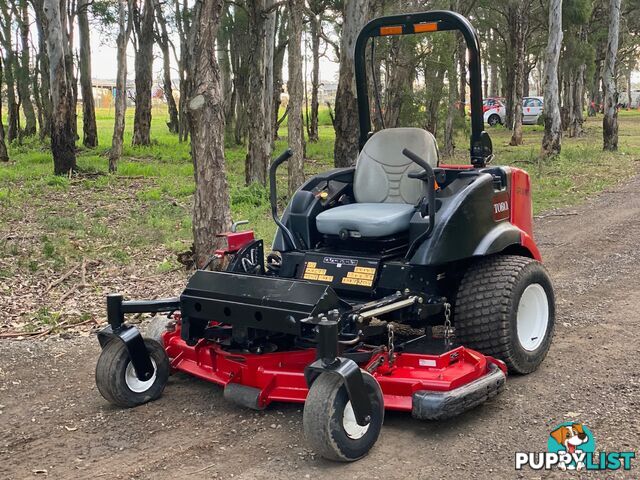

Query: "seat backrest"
<box><xmin>353</xmin><ymin>128</ymin><xmax>439</xmax><ymax>204</ymax></box>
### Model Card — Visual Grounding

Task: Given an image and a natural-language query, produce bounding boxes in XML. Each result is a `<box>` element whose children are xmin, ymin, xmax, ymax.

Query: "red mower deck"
<box><xmin>163</xmin><ymin>325</ymin><xmax>506</xmax><ymax>419</ymax></box>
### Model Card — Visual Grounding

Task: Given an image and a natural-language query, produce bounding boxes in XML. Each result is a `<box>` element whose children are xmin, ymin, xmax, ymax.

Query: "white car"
<box><xmin>483</xmin><ymin>98</ymin><xmax>506</xmax><ymax>127</ymax></box>
<box><xmin>522</xmin><ymin>96</ymin><xmax>544</xmax><ymax>125</ymax></box>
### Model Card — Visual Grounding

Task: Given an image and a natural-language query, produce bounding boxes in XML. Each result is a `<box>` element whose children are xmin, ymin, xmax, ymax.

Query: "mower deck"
<box><xmin>163</xmin><ymin>325</ymin><xmax>506</xmax><ymax>419</ymax></box>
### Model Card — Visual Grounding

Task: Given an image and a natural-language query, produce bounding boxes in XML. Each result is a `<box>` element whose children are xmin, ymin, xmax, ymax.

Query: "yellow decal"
<box><xmin>341</xmin><ymin>277</ymin><xmax>373</xmax><ymax>287</ymax></box>
<box><xmin>354</xmin><ymin>266</ymin><xmax>376</xmax><ymax>274</ymax></box>
<box><xmin>346</xmin><ymin>272</ymin><xmax>375</xmax><ymax>281</ymax></box>
<box><xmin>306</xmin><ymin>267</ymin><xmax>327</xmax><ymax>275</ymax></box>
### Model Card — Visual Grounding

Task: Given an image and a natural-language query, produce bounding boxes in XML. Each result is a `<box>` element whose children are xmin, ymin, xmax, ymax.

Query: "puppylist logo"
<box><xmin>515</xmin><ymin>422</ymin><xmax>635</xmax><ymax>471</ymax></box>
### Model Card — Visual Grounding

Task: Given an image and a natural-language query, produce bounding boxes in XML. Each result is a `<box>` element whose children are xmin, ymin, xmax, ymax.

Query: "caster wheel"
<box><xmin>303</xmin><ymin>371</ymin><xmax>384</xmax><ymax>462</ymax></box>
<box><xmin>96</xmin><ymin>338</ymin><xmax>169</xmax><ymax>408</ymax></box>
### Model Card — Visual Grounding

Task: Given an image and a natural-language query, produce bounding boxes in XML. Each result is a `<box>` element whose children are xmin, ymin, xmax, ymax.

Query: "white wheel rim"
<box><xmin>125</xmin><ymin>359</ymin><xmax>157</xmax><ymax>393</ymax></box>
<box><xmin>517</xmin><ymin>284</ymin><xmax>549</xmax><ymax>351</ymax></box>
<box><xmin>342</xmin><ymin>401</ymin><xmax>370</xmax><ymax>440</ymax></box>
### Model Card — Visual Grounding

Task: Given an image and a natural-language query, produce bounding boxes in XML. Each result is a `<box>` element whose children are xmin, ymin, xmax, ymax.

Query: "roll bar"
<box><xmin>354</xmin><ymin>10</ymin><xmax>493</xmax><ymax>168</ymax></box>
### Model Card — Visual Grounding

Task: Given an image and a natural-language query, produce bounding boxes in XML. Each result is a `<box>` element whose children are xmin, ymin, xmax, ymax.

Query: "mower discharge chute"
<box><xmin>95</xmin><ymin>10</ymin><xmax>555</xmax><ymax>462</ymax></box>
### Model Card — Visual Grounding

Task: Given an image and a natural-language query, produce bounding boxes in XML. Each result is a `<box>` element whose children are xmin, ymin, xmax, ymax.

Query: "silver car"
<box><xmin>522</xmin><ymin>96</ymin><xmax>544</xmax><ymax>125</ymax></box>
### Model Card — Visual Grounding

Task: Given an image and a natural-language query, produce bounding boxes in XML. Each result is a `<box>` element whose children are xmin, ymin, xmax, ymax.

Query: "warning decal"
<box><xmin>299</xmin><ymin>254</ymin><xmax>379</xmax><ymax>291</ymax></box>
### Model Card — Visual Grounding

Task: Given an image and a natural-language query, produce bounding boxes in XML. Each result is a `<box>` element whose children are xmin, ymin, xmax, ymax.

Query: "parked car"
<box><xmin>483</xmin><ymin>98</ymin><xmax>506</xmax><ymax>126</ymax></box>
<box><xmin>483</xmin><ymin>97</ymin><xmax>504</xmax><ymax>113</ymax></box>
<box><xmin>522</xmin><ymin>96</ymin><xmax>544</xmax><ymax>124</ymax></box>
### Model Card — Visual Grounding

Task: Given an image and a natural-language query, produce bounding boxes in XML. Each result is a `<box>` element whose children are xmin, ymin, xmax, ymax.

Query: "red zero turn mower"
<box><xmin>95</xmin><ymin>11</ymin><xmax>555</xmax><ymax>462</ymax></box>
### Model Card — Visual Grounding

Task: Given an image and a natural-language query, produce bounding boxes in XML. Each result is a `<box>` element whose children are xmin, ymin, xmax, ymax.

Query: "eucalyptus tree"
<box><xmin>187</xmin><ymin>0</ymin><xmax>232</xmax><ymax>267</ymax></box>
<box><xmin>541</xmin><ymin>0</ymin><xmax>564</xmax><ymax>157</ymax></box>
<box><xmin>43</xmin><ymin>0</ymin><xmax>76</xmax><ymax>174</ymax></box>
<box><xmin>602</xmin><ymin>0</ymin><xmax>620</xmax><ymax>151</ymax></box>
<box><xmin>333</xmin><ymin>0</ymin><xmax>370</xmax><ymax>168</ymax></box>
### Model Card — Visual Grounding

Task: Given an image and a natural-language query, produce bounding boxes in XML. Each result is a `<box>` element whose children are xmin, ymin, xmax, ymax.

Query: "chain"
<box><xmin>443</xmin><ymin>302</ymin><xmax>453</xmax><ymax>344</ymax></box>
<box><xmin>387</xmin><ymin>323</ymin><xmax>395</xmax><ymax>366</ymax></box>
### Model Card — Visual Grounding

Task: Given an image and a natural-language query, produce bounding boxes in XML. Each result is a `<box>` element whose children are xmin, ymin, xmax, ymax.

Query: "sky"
<box><xmin>89</xmin><ymin>29</ymin><xmax>639</xmax><ymax>89</ymax></box>
<box><xmin>89</xmin><ymin>30</ymin><xmax>341</xmax><ymax>83</ymax></box>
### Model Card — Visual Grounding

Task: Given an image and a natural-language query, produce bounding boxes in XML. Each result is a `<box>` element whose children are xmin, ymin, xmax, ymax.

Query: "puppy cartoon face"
<box><xmin>550</xmin><ymin>424</ymin><xmax>589</xmax><ymax>450</ymax></box>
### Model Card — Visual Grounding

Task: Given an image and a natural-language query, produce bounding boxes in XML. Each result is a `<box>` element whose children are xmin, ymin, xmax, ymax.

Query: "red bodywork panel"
<box><xmin>215</xmin><ymin>230</ymin><xmax>255</xmax><ymax>257</ymax></box>
<box><xmin>163</xmin><ymin>325</ymin><xmax>506</xmax><ymax>411</ymax></box>
<box><xmin>509</xmin><ymin>167</ymin><xmax>541</xmax><ymax>260</ymax></box>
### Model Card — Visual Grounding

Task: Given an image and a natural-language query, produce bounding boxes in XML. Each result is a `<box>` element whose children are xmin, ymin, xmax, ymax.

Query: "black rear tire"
<box><xmin>488</xmin><ymin>114</ymin><xmax>501</xmax><ymax>126</ymax></box>
<box><xmin>96</xmin><ymin>338</ymin><xmax>169</xmax><ymax>408</ymax></box>
<box><xmin>303</xmin><ymin>371</ymin><xmax>384</xmax><ymax>462</ymax></box>
<box><xmin>454</xmin><ymin>255</ymin><xmax>555</xmax><ymax>374</ymax></box>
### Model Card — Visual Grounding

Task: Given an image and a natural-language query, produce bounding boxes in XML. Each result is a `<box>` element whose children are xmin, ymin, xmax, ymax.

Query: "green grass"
<box><xmin>0</xmin><ymin>106</ymin><xmax>638</xmax><ymax>278</ymax></box>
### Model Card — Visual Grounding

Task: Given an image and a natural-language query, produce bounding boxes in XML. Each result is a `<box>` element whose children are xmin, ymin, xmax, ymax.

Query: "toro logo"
<box><xmin>515</xmin><ymin>422</ymin><xmax>635</xmax><ymax>471</ymax></box>
<box><xmin>492</xmin><ymin>191</ymin><xmax>510</xmax><ymax>221</ymax></box>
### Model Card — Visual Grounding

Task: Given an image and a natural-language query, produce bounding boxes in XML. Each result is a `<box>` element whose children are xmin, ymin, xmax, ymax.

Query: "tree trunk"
<box><xmin>443</xmin><ymin>62</ymin><xmax>458</xmax><ymax>158</ymax></box>
<box><xmin>187</xmin><ymin>0</ymin><xmax>232</xmax><ymax>268</ymax></box>
<box><xmin>489</xmin><ymin>29</ymin><xmax>499</xmax><ymax>97</ymax></box>
<box><xmin>508</xmin><ymin>2</ymin><xmax>529</xmax><ymax>147</ymax></box>
<box><xmin>17</xmin><ymin>0</ymin><xmax>37</xmax><ymax>137</ymax></box>
<box><xmin>109</xmin><ymin>0</ymin><xmax>132</xmax><ymax>172</ymax></box>
<box><xmin>384</xmin><ymin>36</ymin><xmax>415</xmax><ymax>128</ymax></box>
<box><xmin>263</xmin><ymin>1</ymin><xmax>277</xmax><ymax>147</ymax></box>
<box><xmin>78</xmin><ymin>0</ymin><xmax>98</xmax><ymax>147</ymax></box>
<box><xmin>33</xmin><ymin>0</ymin><xmax>52</xmax><ymax>140</ymax></box>
<box><xmin>287</xmin><ymin>0</ymin><xmax>304</xmax><ymax>196</ymax></box>
<box><xmin>334</xmin><ymin>0</ymin><xmax>369</xmax><ymax>168</ymax></box>
<box><xmin>602</xmin><ymin>0</ymin><xmax>620</xmax><ymax>151</ymax></box>
<box><xmin>457</xmin><ymin>37</ymin><xmax>466</xmax><ymax>117</ymax></box>
<box><xmin>217</xmin><ymin>10</ymin><xmax>234</xmax><ymax>131</ymax></box>
<box><xmin>482</xmin><ymin>53</ymin><xmax>489</xmax><ymax>99</ymax></box>
<box><xmin>244</xmin><ymin>1</ymin><xmax>276</xmax><ymax>186</ymax></box>
<box><xmin>540</xmin><ymin>0</ymin><xmax>563</xmax><ymax>158</ymax></box>
<box><xmin>272</xmin><ymin>12</ymin><xmax>288</xmax><ymax>141</ymax></box>
<box><xmin>43</xmin><ymin>0</ymin><xmax>77</xmax><ymax>174</ymax></box>
<box><xmin>175</xmin><ymin>0</ymin><xmax>192</xmax><ymax>142</ymax></box>
<box><xmin>0</xmin><ymin>3</ymin><xmax>19</xmax><ymax>142</ymax></box>
<box><xmin>155</xmin><ymin>0</ymin><xmax>180</xmax><ymax>134</ymax></box>
<box><xmin>489</xmin><ymin>65</ymin><xmax>499</xmax><ymax>98</ymax></box>
<box><xmin>0</xmin><ymin>61</ymin><xmax>9</xmax><ymax>162</ymax></box>
<box><xmin>132</xmin><ymin>0</ymin><xmax>154</xmax><ymax>146</ymax></box>
<box><xmin>569</xmin><ymin>65</ymin><xmax>585</xmax><ymax>137</ymax></box>
<box><xmin>424</xmin><ymin>61</ymin><xmax>446</xmax><ymax>136</ymax></box>
<box><xmin>308</xmin><ymin>12</ymin><xmax>321</xmax><ymax>142</ymax></box>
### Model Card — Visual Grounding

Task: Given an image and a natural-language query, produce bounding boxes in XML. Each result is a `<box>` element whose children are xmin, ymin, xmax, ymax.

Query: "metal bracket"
<box><xmin>302</xmin><ymin>314</ymin><xmax>373</xmax><ymax>426</ymax></box>
<box><xmin>99</xmin><ymin>293</ymin><xmax>180</xmax><ymax>381</ymax></box>
<box><xmin>304</xmin><ymin>357</ymin><xmax>373</xmax><ymax>426</ymax></box>
<box><xmin>97</xmin><ymin>324</ymin><xmax>155</xmax><ymax>382</ymax></box>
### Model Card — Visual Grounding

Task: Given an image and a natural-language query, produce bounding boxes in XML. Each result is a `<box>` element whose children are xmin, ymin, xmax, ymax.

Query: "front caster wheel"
<box><xmin>96</xmin><ymin>338</ymin><xmax>169</xmax><ymax>408</ymax></box>
<box><xmin>303</xmin><ymin>371</ymin><xmax>384</xmax><ymax>462</ymax></box>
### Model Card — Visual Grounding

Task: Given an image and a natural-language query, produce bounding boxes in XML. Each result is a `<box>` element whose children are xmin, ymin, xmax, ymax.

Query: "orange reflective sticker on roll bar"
<box><xmin>414</xmin><ymin>22</ymin><xmax>438</xmax><ymax>33</ymax></box>
<box><xmin>379</xmin><ymin>25</ymin><xmax>403</xmax><ymax>36</ymax></box>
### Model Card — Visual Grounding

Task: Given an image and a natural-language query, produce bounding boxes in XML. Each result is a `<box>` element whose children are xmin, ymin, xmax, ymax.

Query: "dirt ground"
<box><xmin>2</xmin><ymin>174</ymin><xmax>640</xmax><ymax>479</ymax></box>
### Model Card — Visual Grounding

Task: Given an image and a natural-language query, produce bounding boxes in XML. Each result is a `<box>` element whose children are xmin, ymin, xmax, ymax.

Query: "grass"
<box><xmin>0</xmin><ymin>106</ymin><xmax>639</xmax><ymax>279</ymax></box>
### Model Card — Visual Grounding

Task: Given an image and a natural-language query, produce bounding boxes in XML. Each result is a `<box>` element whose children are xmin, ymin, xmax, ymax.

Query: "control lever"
<box><xmin>269</xmin><ymin>149</ymin><xmax>298</xmax><ymax>250</ymax></box>
<box><xmin>402</xmin><ymin>148</ymin><xmax>436</xmax><ymax>260</ymax></box>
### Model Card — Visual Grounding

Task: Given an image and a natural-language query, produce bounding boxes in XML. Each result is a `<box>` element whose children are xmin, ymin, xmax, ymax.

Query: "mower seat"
<box><xmin>316</xmin><ymin>128</ymin><xmax>439</xmax><ymax>238</ymax></box>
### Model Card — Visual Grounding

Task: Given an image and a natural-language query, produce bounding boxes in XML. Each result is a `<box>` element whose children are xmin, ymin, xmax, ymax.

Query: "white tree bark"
<box><xmin>109</xmin><ymin>0</ymin><xmax>132</xmax><ymax>172</ymax></box>
<box><xmin>602</xmin><ymin>0</ymin><xmax>620</xmax><ymax>151</ymax></box>
<box><xmin>43</xmin><ymin>0</ymin><xmax>76</xmax><ymax>174</ymax></box>
<box><xmin>287</xmin><ymin>0</ymin><xmax>304</xmax><ymax>195</ymax></box>
<box><xmin>541</xmin><ymin>0</ymin><xmax>563</xmax><ymax>157</ymax></box>
<box><xmin>333</xmin><ymin>0</ymin><xmax>370</xmax><ymax>168</ymax></box>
